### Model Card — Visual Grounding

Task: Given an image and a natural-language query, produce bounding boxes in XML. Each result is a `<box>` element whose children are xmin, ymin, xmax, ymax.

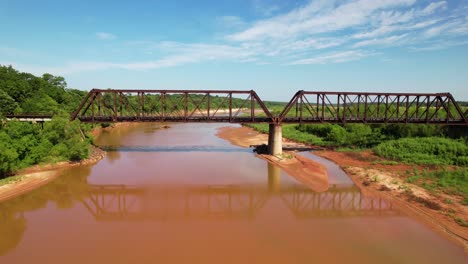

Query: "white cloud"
<box><xmin>96</xmin><ymin>32</ymin><xmax>116</xmax><ymax>40</ymax></box>
<box><xmin>290</xmin><ymin>50</ymin><xmax>371</xmax><ymax>65</ymax></box>
<box><xmin>421</xmin><ymin>1</ymin><xmax>447</xmax><ymax>16</ymax></box>
<box><xmin>354</xmin><ymin>34</ymin><xmax>409</xmax><ymax>47</ymax></box>
<box><xmin>228</xmin><ymin>0</ymin><xmax>416</xmax><ymax>41</ymax></box>
<box><xmin>424</xmin><ymin>20</ymin><xmax>463</xmax><ymax>38</ymax></box>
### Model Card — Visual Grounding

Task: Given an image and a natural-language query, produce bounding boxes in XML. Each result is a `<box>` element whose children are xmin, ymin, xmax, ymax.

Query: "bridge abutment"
<box><xmin>268</xmin><ymin>124</ymin><xmax>282</xmax><ymax>155</ymax></box>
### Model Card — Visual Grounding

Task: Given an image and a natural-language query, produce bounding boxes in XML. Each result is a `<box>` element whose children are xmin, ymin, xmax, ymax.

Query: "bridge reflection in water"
<box><xmin>82</xmin><ymin>165</ymin><xmax>396</xmax><ymax>222</ymax></box>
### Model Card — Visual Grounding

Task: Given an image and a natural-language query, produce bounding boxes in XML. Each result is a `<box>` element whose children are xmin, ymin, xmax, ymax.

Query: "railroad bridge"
<box><xmin>68</xmin><ymin>89</ymin><xmax>467</xmax><ymax>155</ymax></box>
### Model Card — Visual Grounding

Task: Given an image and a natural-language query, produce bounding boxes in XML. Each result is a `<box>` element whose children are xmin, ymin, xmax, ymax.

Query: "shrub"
<box><xmin>374</xmin><ymin>137</ymin><xmax>468</xmax><ymax>165</ymax></box>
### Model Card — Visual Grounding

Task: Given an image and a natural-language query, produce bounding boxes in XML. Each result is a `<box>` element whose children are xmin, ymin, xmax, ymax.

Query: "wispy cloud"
<box><xmin>228</xmin><ymin>0</ymin><xmax>417</xmax><ymax>41</ymax></box>
<box><xmin>353</xmin><ymin>34</ymin><xmax>410</xmax><ymax>47</ymax></box>
<box><xmin>289</xmin><ymin>50</ymin><xmax>371</xmax><ymax>65</ymax></box>
<box><xmin>96</xmin><ymin>32</ymin><xmax>116</xmax><ymax>40</ymax></box>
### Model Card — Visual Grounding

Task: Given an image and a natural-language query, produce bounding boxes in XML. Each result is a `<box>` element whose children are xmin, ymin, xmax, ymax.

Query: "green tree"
<box><xmin>0</xmin><ymin>89</ymin><xmax>18</xmax><ymax>115</ymax></box>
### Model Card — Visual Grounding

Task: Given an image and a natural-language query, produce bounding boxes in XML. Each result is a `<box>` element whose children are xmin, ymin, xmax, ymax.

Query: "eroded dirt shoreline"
<box><xmin>217</xmin><ymin>125</ymin><xmax>468</xmax><ymax>250</ymax></box>
<box><xmin>0</xmin><ymin>146</ymin><xmax>106</xmax><ymax>203</ymax></box>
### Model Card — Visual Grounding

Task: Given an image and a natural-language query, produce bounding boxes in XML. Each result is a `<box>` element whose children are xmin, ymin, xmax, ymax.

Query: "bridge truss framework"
<box><xmin>70</xmin><ymin>89</ymin><xmax>468</xmax><ymax>126</ymax></box>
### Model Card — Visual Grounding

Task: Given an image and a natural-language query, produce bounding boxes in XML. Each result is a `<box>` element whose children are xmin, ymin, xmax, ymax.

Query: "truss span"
<box><xmin>279</xmin><ymin>91</ymin><xmax>467</xmax><ymax>125</ymax></box>
<box><xmin>71</xmin><ymin>89</ymin><xmax>274</xmax><ymax>123</ymax></box>
<box><xmin>70</xmin><ymin>89</ymin><xmax>468</xmax><ymax>125</ymax></box>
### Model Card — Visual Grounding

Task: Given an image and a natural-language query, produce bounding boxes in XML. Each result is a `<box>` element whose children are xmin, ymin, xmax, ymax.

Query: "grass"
<box><xmin>0</xmin><ymin>175</ymin><xmax>24</xmax><ymax>186</ymax></box>
<box><xmin>405</xmin><ymin>175</ymin><xmax>421</xmax><ymax>183</ymax></box>
<box><xmin>374</xmin><ymin>137</ymin><xmax>468</xmax><ymax>166</ymax></box>
<box><xmin>372</xmin><ymin>160</ymin><xmax>400</xmax><ymax>165</ymax></box>
<box><xmin>404</xmin><ymin>168</ymin><xmax>468</xmax><ymax>202</ymax></box>
<box><xmin>454</xmin><ymin>218</ymin><xmax>468</xmax><ymax>227</ymax></box>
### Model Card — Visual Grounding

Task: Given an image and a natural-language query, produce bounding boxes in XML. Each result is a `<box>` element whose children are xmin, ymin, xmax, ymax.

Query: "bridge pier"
<box><xmin>268</xmin><ymin>124</ymin><xmax>282</xmax><ymax>155</ymax></box>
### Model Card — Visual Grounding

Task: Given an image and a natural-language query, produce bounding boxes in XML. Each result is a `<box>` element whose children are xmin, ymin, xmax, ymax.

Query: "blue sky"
<box><xmin>1</xmin><ymin>0</ymin><xmax>467</xmax><ymax>101</ymax></box>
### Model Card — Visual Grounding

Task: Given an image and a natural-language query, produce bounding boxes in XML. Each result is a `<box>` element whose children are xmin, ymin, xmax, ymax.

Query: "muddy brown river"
<box><xmin>0</xmin><ymin>124</ymin><xmax>466</xmax><ymax>263</ymax></box>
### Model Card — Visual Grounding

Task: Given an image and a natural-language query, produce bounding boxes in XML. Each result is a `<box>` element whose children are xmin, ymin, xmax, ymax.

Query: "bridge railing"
<box><xmin>278</xmin><ymin>91</ymin><xmax>468</xmax><ymax>125</ymax></box>
<box><xmin>71</xmin><ymin>89</ymin><xmax>275</xmax><ymax>123</ymax></box>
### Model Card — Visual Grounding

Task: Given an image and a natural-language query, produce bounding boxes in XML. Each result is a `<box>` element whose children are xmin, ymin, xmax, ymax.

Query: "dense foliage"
<box><xmin>0</xmin><ymin>65</ymin><xmax>92</xmax><ymax>177</ymax></box>
<box><xmin>0</xmin><ymin>116</ymin><xmax>90</xmax><ymax>176</ymax></box>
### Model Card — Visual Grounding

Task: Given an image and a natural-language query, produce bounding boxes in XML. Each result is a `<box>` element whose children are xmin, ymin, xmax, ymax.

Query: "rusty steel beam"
<box><xmin>278</xmin><ymin>91</ymin><xmax>468</xmax><ymax>125</ymax></box>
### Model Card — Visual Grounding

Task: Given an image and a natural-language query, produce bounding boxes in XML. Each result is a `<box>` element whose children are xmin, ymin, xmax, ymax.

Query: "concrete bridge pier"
<box><xmin>268</xmin><ymin>124</ymin><xmax>282</xmax><ymax>156</ymax></box>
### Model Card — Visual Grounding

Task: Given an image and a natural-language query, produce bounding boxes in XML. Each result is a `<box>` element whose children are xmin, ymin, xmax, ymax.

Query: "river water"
<box><xmin>0</xmin><ymin>123</ymin><xmax>465</xmax><ymax>263</ymax></box>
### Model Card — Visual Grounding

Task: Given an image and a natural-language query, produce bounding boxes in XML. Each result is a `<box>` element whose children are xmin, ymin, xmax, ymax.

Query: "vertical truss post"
<box><xmin>396</xmin><ymin>95</ymin><xmax>400</xmax><ymax>120</ymax></box>
<box><xmin>364</xmin><ymin>95</ymin><xmax>368</xmax><ymax>122</ymax></box>
<box><xmin>426</xmin><ymin>95</ymin><xmax>430</xmax><ymax>124</ymax></box>
<box><xmin>342</xmin><ymin>94</ymin><xmax>347</xmax><ymax>123</ymax></box>
<box><xmin>384</xmin><ymin>95</ymin><xmax>389</xmax><ymax>123</ymax></box>
<box><xmin>321</xmin><ymin>94</ymin><xmax>325</xmax><ymax>121</ymax></box>
<box><xmin>142</xmin><ymin>92</ymin><xmax>145</xmax><ymax>117</ymax></box>
<box><xmin>405</xmin><ymin>95</ymin><xmax>409</xmax><ymax>123</ymax></box>
<box><xmin>162</xmin><ymin>92</ymin><xmax>166</xmax><ymax>121</ymax></box>
<box><xmin>207</xmin><ymin>92</ymin><xmax>210</xmax><ymax>120</ymax></box>
<box><xmin>337</xmin><ymin>94</ymin><xmax>341</xmax><ymax>122</ymax></box>
<box><xmin>229</xmin><ymin>93</ymin><xmax>232</xmax><ymax>122</ymax></box>
<box><xmin>251</xmin><ymin>91</ymin><xmax>255</xmax><ymax>122</ymax></box>
<box><xmin>113</xmin><ymin>92</ymin><xmax>117</xmax><ymax>121</ymax></box>
<box><xmin>184</xmin><ymin>92</ymin><xmax>188</xmax><ymax>121</ymax></box>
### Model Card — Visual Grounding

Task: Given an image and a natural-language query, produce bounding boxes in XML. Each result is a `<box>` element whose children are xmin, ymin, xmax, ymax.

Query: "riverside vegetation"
<box><xmin>0</xmin><ymin>65</ymin><xmax>92</xmax><ymax>177</ymax></box>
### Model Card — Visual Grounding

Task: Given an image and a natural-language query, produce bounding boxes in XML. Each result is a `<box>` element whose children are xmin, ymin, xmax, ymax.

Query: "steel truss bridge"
<box><xmin>69</xmin><ymin>89</ymin><xmax>468</xmax><ymax>125</ymax></box>
<box><xmin>82</xmin><ymin>184</ymin><xmax>396</xmax><ymax>221</ymax></box>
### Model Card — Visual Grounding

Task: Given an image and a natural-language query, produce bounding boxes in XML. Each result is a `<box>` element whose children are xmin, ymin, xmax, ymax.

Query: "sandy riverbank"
<box><xmin>216</xmin><ymin>125</ymin><xmax>467</xmax><ymax>250</ymax></box>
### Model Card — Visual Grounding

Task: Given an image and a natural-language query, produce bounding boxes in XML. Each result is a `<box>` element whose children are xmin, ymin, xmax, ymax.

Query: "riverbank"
<box><xmin>217</xmin><ymin>126</ymin><xmax>328</xmax><ymax>192</ymax></box>
<box><xmin>0</xmin><ymin>146</ymin><xmax>105</xmax><ymax>203</ymax></box>
<box><xmin>216</xmin><ymin>125</ymin><xmax>467</xmax><ymax>250</ymax></box>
